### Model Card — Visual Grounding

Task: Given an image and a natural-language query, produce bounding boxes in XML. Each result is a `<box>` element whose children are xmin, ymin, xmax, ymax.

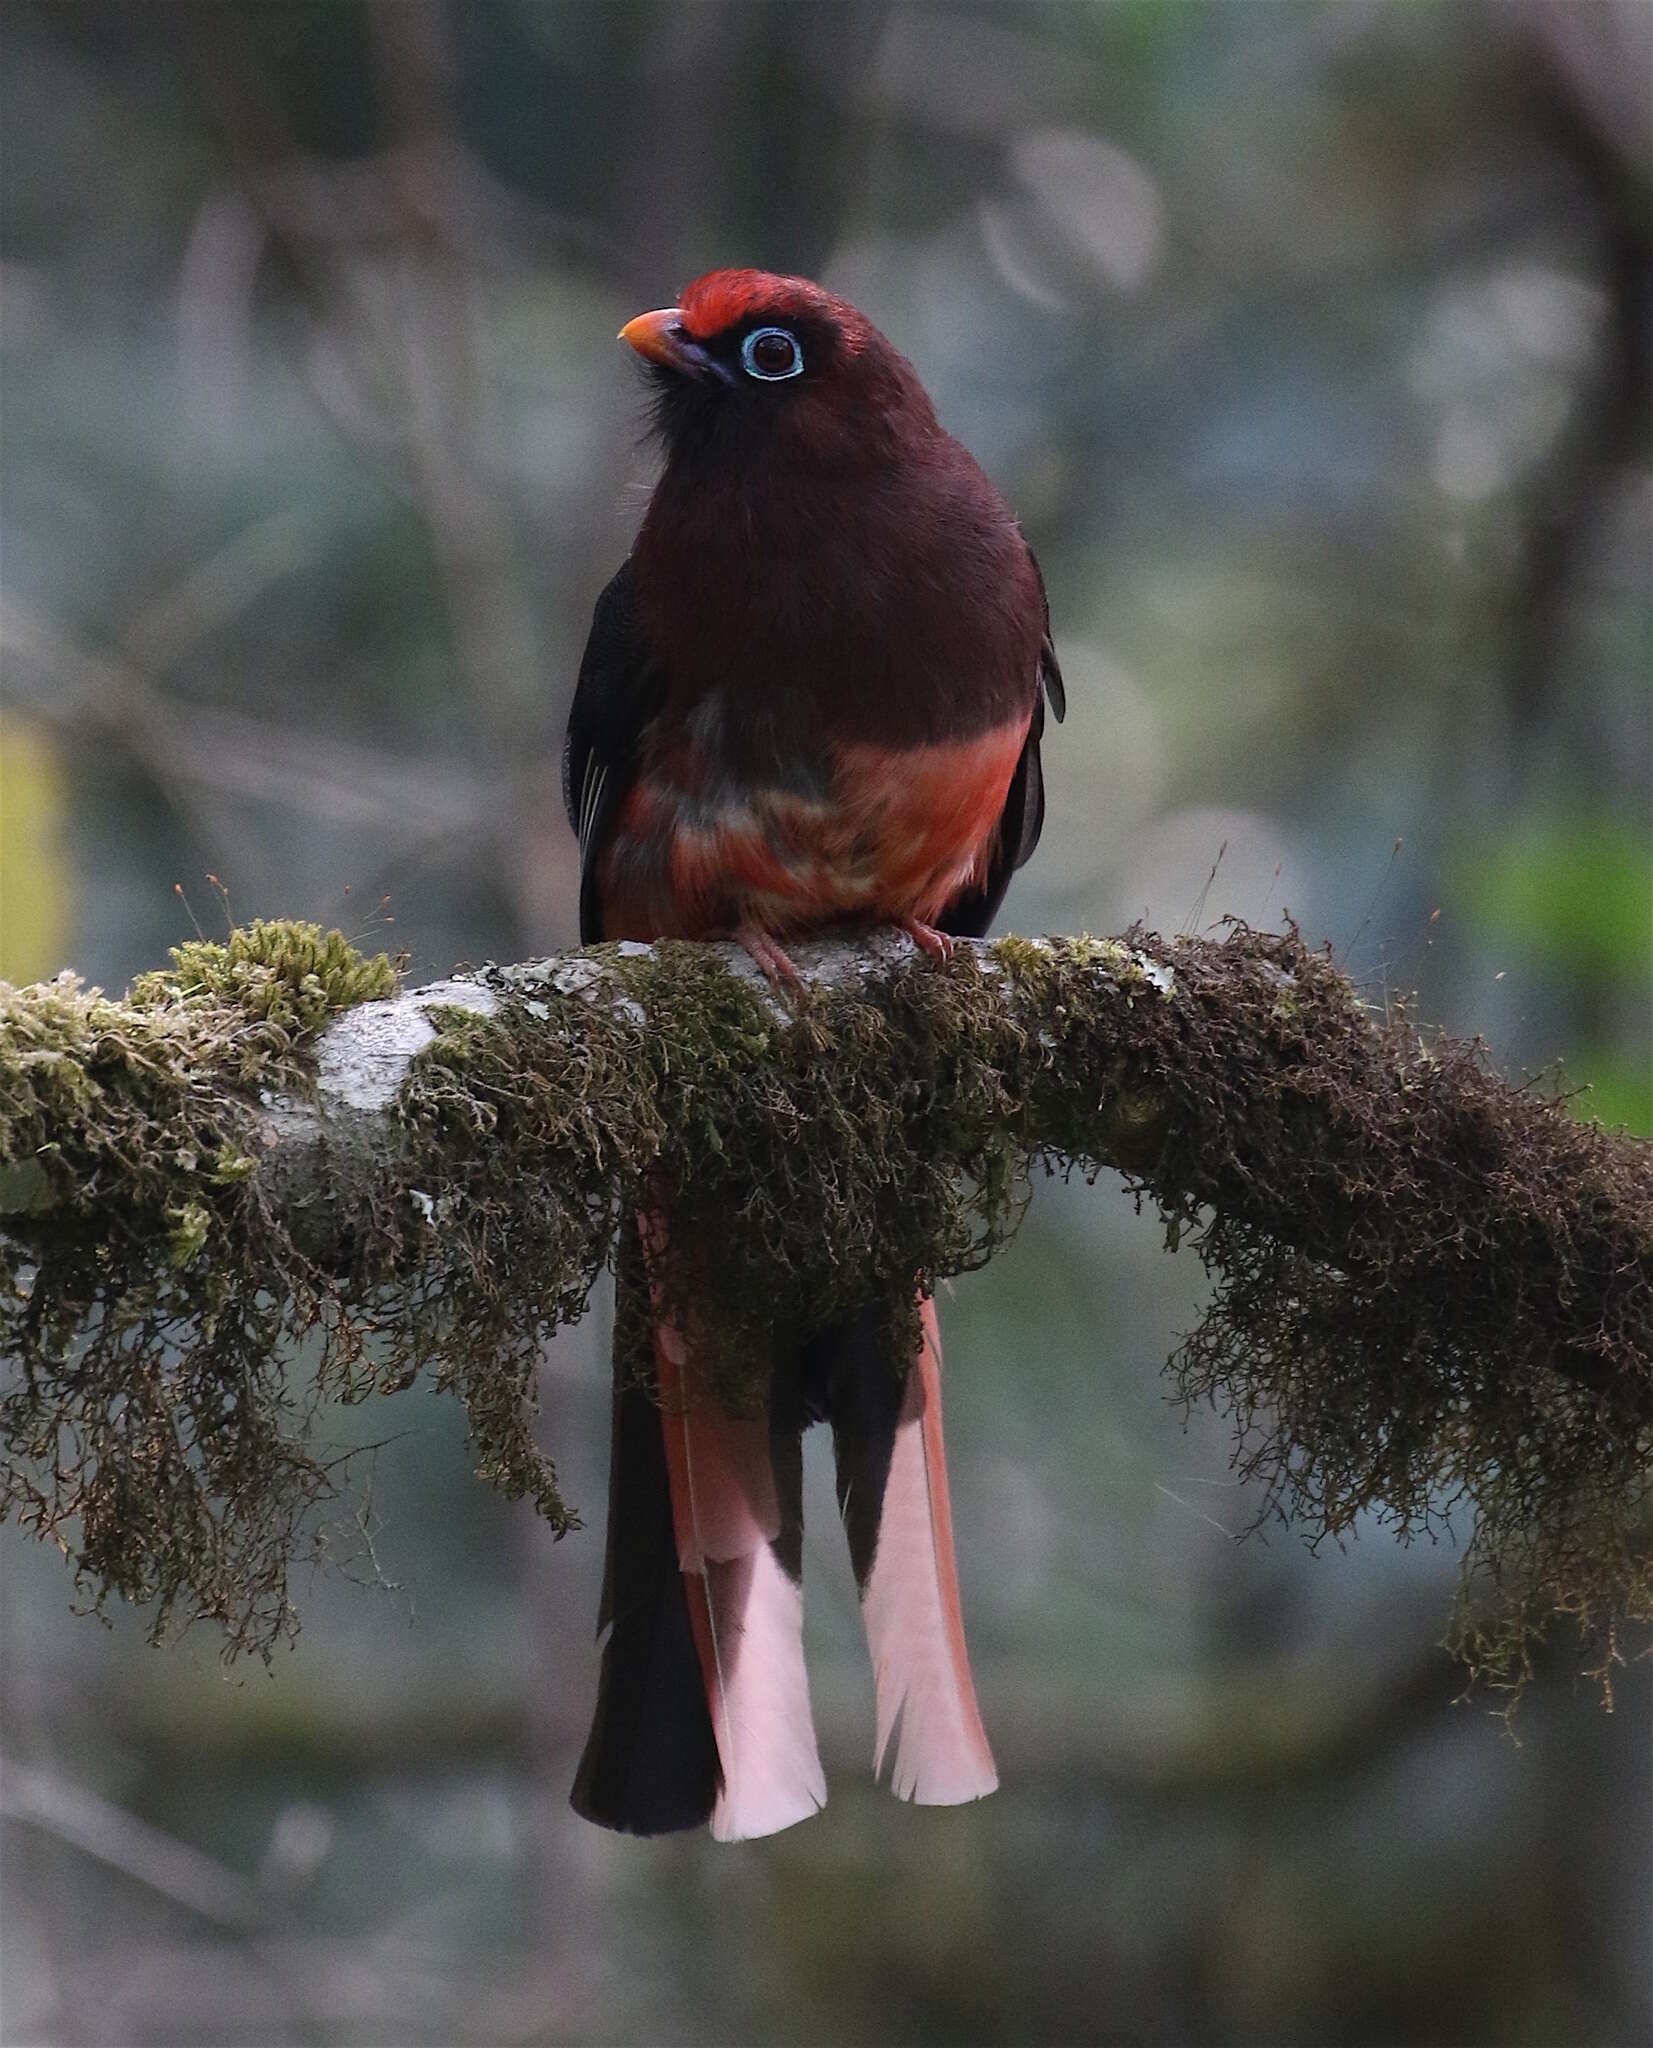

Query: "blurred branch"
<box><xmin>179</xmin><ymin>2</ymin><xmax>539</xmax><ymax>734</ymax></box>
<box><xmin>1503</xmin><ymin>0</ymin><xmax>1653</xmax><ymax>742</ymax></box>
<box><xmin>1</xmin><ymin>599</ymin><xmax>488</xmax><ymax>843</ymax></box>
<box><xmin>1</xmin><ymin>1754</ymin><xmax>263</xmax><ymax>1928</ymax></box>
<box><xmin>1</xmin><ymin>1753</ymin><xmax>453</xmax><ymax>2037</ymax></box>
<box><xmin>1</xmin><ymin>923</ymin><xmax>1648</xmax><ymax>1698</ymax></box>
<box><xmin>118</xmin><ymin>507</ymin><xmax>315</xmax><ymax>679</ymax></box>
<box><xmin>170</xmin><ymin>3</ymin><xmax>570</xmax><ymax>953</ymax></box>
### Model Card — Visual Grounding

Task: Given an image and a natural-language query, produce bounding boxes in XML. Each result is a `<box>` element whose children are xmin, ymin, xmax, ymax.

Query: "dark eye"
<box><xmin>741</xmin><ymin>326</ymin><xmax>803</xmax><ymax>381</ymax></box>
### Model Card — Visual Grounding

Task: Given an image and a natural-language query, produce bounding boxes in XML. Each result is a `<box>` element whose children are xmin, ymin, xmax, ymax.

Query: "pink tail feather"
<box><xmin>860</xmin><ymin>1300</ymin><xmax>998</xmax><ymax>1805</ymax></box>
<box><xmin>651</xmin><ymin>1313</ymin><xmax>826</xmax><ymax>1842</ymax></box>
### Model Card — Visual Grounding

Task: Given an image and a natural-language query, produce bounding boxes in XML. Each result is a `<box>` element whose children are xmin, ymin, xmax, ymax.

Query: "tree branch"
<box><xmin>1</xmin><ymin>921</ymin><xmax>1648</xmax><ymax>1698</ymax></box>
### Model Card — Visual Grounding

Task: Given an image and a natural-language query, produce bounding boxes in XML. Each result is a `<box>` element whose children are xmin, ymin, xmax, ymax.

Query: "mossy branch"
<box><xmin>2</xmin><ymin>919</ymin><xmax>1649</xmax><ymax>1702</ymax></box>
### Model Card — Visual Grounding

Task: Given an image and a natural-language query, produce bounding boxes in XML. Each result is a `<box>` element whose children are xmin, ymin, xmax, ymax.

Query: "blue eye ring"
<box><xmin>741</xmin><ymin>326</ymin><xmax>804</xmax><ymax>381</ymax></box>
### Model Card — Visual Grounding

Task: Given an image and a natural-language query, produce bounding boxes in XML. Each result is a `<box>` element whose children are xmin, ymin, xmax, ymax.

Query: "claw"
<box><xmin>734</xmin><ymin>924</ymin><xmax>803</xmax><ymax>986</ymax></box>
<box><xmin>898</xmin><ymin>916</ymin><xmax>954</xmax><ymax>960</ymax></box>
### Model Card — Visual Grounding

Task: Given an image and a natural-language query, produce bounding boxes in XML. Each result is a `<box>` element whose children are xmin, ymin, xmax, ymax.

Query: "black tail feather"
<box><xmin>798</xmin><ymin>1308</ymin><xmax>906</xmax><ymax>1593</ymax></box>
<box><xmin>570</xmin><ymin>1264</ymin><xmax>720</xmax><ymax>1835</ymax></box>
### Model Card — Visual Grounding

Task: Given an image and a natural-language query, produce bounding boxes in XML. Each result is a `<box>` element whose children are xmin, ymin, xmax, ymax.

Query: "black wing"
<box><xmin>940</xmin><ymin>545</ymin><xmax>1065</xmax><ymax>939</ymax></box>
<box><xmin>563</xmin><ymin>560</ymin><xmax>666</xmax><ymax>944</ymax></box>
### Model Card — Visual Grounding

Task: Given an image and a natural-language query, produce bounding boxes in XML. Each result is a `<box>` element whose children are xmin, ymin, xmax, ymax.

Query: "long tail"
<box><xmin>822</xmin><ymin>1299</ymin><xmax>997</xmax><ymax>1805</ymax></box>
<box><xmin>572</xmin><ymin>1230</ymin><xmax>826</xmax><ymax>1839</ymax></box>
<box><xmin>653</xmin><ymin>1319</ymin><xmax>826</xmax><ymax>1841</ymax></box>
<box><xmin>570</xmin><ymin>1232</ymin><xmax>720</xmax><ymax>1834</ymax></box>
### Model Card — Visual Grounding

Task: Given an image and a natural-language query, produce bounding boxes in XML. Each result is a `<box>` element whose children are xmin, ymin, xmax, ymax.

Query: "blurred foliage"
<box><xmin>0</xmin><ymin>716</ymin><xmax>70</xmax><ymax>984</ymax></box>
<box><xmin>1568</xmin><ymin>1050</ymin><xmax>1653</xmax><ymax>1138</ymax></box>
<box><xmin>1452</xmin><ymin>811</ymin><xmax>1653</xmax><ymax>1131</ymax></box>
<box><xmin>1453</xmin><ymin>812</ymin><xmax>1653</xmax><ymax>988</ymax></box>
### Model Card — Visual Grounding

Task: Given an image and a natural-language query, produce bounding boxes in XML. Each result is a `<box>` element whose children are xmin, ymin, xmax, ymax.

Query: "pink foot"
<box><xmin>734</xmin><ymin>924</ymin><xmax>803</xmax><ymax>986</ymax></box>
<box><xmin>898</xmin><ymin>916</ymin><xmax>954</xmax><ymax>960</ymax></box>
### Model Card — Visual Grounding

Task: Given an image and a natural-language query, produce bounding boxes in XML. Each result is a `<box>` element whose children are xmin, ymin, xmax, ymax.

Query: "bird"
<box><xmin>564</xmin><ymin>267</ymin><xmax>1063</xmax><ymax>1839</ymax></box>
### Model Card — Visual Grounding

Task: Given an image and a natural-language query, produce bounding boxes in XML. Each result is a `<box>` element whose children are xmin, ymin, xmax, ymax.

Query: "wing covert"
<box><xmin>564</xmin><ymin>561</ymin><xmax>665</xmax><ymax>943</ymax></box>
<box><xmin>939</xmin><ymin>542</ymin><xmax>1063</xmax><ymax>938</ymax></box>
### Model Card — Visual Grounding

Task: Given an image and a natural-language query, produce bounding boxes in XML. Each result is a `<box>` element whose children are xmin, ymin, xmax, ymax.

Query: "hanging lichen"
<box><xmin>0</xmin><ymin>922</ymin><xmax>399</xmax><ymax>1657</ymax></box>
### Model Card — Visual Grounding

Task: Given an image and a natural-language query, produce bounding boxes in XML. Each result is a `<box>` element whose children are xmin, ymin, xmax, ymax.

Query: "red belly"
<box><xmin>599</xmin><ymin>716</ymin><xmax>1029</xmax><ymax>942</ymax></box>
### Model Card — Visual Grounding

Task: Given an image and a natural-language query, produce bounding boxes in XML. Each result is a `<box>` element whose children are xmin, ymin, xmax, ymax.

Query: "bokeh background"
<box><xmin>2</xmin><ymin>2</ymin><xmax>1650</xmax><ymax>2043</ymax></box>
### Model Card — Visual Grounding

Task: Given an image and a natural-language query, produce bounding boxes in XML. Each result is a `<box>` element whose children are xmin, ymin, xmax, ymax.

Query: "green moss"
<box><xmin>0</xmin><ymin>923</ymin><xmax>400</xmax><ymax>1659</ymax></box>
<box><xmin>167</xmin><ymin>1200</ymin><xmax>211</xmax><ymax>1268</ymax></box>
<box><xmin>132</xmin><ymin>919</ymin><xmax>398</xmax><ymax>1045</ymax></box>
<box><xmin>387</xmin><ymin>928</ymin><xmax>1651</xmax><ymax>1710</ymax></box>
<box><xmin>1</xmin><ymin>919</ymin><xmax>1649</xmax><ymax>1707</ymax></box>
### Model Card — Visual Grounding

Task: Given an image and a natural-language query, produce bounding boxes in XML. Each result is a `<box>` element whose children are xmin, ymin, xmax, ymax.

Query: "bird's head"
<box><xmin>619</xmin><ymin>268</ymin><xmax>932</xmax><ymax>465</ymax></box>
